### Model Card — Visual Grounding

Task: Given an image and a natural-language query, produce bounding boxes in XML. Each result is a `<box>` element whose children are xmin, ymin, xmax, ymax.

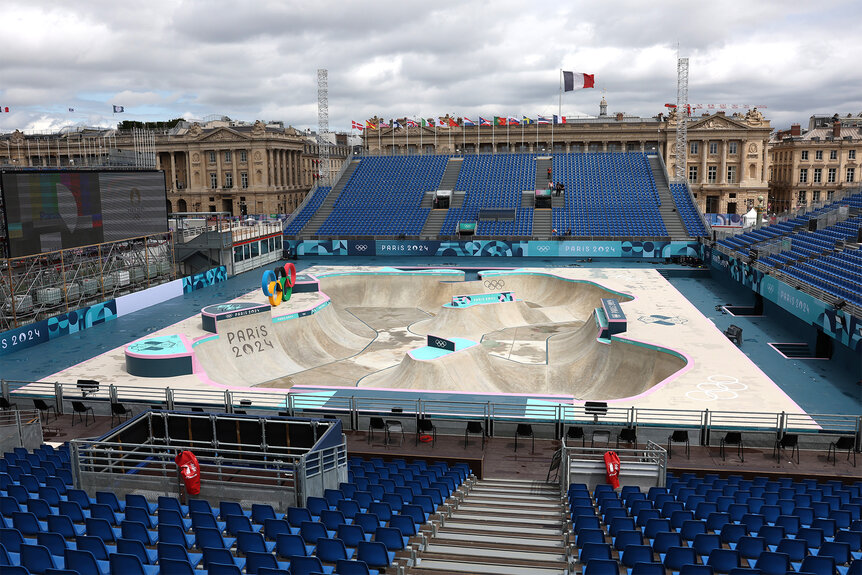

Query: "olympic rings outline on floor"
<box><xmin>684</xmin><ymin>375</ymin><xmax>748</xmax><ymax>401</ymax></box>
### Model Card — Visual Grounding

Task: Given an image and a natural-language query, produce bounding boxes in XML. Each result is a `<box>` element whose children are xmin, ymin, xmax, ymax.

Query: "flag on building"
<box><xmin>0</xmin><ymin>107</ymin><xmax>9</xmax><ymax>113</ymax></box>
<box><xmin>112</xmin><ymin>105</ymin><xmax>124</xmax><ymax>113</ymax></box>
<box><xmin>366</xmin><ymin>120</ymin><xmax>377</xmax><ymax>130</ymax></box>
<box><xmin>538</xmin><ymin>116</ymin><xmax>551</xmax><ymax>124</ymax></box>
<box><xmin>553</xmin><ymin>115</ymin><xmax>566</xmax><ymax>124</ymax></box>
<box><xmin>522</xmin><ymin>116</ymin><xmax>534</xmax><ymax>125</ymax></box>
<box><xmin>68</xmin><ymin>108</ymin><xmax>75</xmax><ymax>112</ymax></box>
<box><xmin>479</xmin><ymin>117</ymin><xmax>491</xmax><ymax>126</ymax></box>
<box><xmin>448</xmin><ymin>117</ymin><xmax>458</xmax><ymax>127</ymax></box>
<box><xmin>508</xmin><ymin>117</ymin><xmax>520</xmax><ymax>125</ymax></box>
<box><xmin>379</xmin><ymin>120</ymin><xmax>389</xmax><ymax>128</ymax></box>
<box><xmin>562</xmin><ymin>71</ymin><xmax>595</xmax><ymax>91</ymax></box>
<box><xmin>351</xmin><ymin>120</ymin><xmax>364</xmax><ymax>130</ymax></box>
<box><xmin>406</xmin><ymin>119</ymin><xmax>418</xmax><ymax>127</ymax></box>
<box><xmin>393</xmin><ymin>120</ymin><xmax>402</xmax><ymax>128</ymax></box>
<box><xmin>494</xmin><ymin>116</ymin><xmax>507</xmax><ymax>126</ymax></box>
<box><xmin>462</xmin><ymin>117</ymin><xmax>475</xmax><ymax>126</ymax></box>
<box><xmin>427</xmin><ymin>118</ymin><xmax>436</xmax><ymax>127</ymax></box>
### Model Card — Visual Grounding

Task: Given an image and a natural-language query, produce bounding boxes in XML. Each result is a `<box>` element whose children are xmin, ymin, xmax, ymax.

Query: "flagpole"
<box><xmin>406</xmin><ymin>121</ymin><xmax>409</xmax><ymax>155</ymax></box>
<box><xmin>462</xmin><ymin>120</ymin><xmax>465</xmax><ymax>154</ymax></box>
<box><xmin>559</xmin><ymin>69</ymin><xmax>562</xmax><ymax>118</ymax></box>
<box><xmin>419</xmin><ymin>118</ymin><xmax>423</xmax><ymax>154</ymax></box>
<box><xmin>477</xmin><ymin>119</ymin><xmax>480</xmax><ymax>154</ymax></box>
<box><xmin>521</xmin><ymin>119</ymin><xmax>524</xmax><ymax>152</ymax></box>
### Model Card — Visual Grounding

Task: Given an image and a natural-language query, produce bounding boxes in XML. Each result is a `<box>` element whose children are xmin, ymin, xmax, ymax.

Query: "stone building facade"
<box><xmin>0</xmin><ymin>120</ymin><xmax>350</xmax><ymax>217</ymax></box>
<box><xmin>361</xmin><ymin>101</ymin><xmax>771</xmax><ymax>215</ymax></box>
<box><xmin>768</xmin><ymin>115</ymin><xmax>862</xmax><ymax>213</ymax></box>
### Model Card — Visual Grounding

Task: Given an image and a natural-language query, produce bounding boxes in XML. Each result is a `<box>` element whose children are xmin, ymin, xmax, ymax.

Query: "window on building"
<box><xmin>813</xmin><ymin>168</ymin><xmax>822</xmax><ymax>183</ymax></box>
<box><xmin>690</xmin><ymin>141</ymin><xmax>699</xmax><ymax>155</ymax></box>
<box><xmin>708</xmin><ymin>166</ymin><xmax>717</xmax><ymax>183</ymax></box>
<box><xmin>812</xmin><ymin>190</ymin><xmax>821</xmax><ymax>203</ymax></box>
<box><xmin>225</xmin><ymin>150</ymin><xmax>232</xmax><ymax>163</ymax></box>
<box><xmin>210</xmin><ymin>173</ymin><xmax>218</xmax><ymax>189</ymax></box>
<box><xmin>209</xmin><ymin>151</ymin><xmax>216</xmax><ymax>163</ymax></box>
<box><xmin>799</xmin><ymin>168</ymin><xmax>808</xmax><ymax>183</ymax></box>
<box><xmin>827</xmin><ymin>190</ymin><xmax>835</xmax><ymax>201</ymax></box>
<box><xmin>209</xmin><ymin>204</ymin><xmax>216</xmax><ymax>212</ymax></box>
<box><xmin>241</xmin><ymin>172</ymin><xmax>248</xmax><ymax>188</ymax></box>
<box><xmin>240</xmin><ymin>150</ymin><xmax>248</xmax><ymax>162</ymax></box>
<box><xmin>727</xmin><ymin>166</ymin><xmax>736</xmax><ymax>183</ymax></box>
<box><xmin>225</xmin><ymin>173</ymin><xmax>233</xmax><ymax>188</ymax></box>
<box><xmin>234</xmin><ymin>246</ymin><xmax>244</xmax><ymax>262</ymax></box>
<box><xmin>827</xmin><ymin>168</ymin><xmax>836</xmax><ymax>183</ymax></box>
<box><xmin>728</xmin><ymin>141</ymin><xmax>738</xmax><ymax>154</ymax></box>
<box><xmin>829</xmin><ymin>150</ymin><xmax>837</xmax><ymax>160</ymax></box>
<box><xmin>815</xmin><ymin>150</ymin><xmax>823</xmax><ymax>160</ymax></box>
<box><xmin>797</xmin><ymin>190</ymin><xmax>807</xmax><ymax>204</ymax></box>
<box><xmin>709</xmin><ymin>141</ymin><xmax>718</xmax><ymax>154</ymax></box>
<box><xmin>801</xmin><ymin>150</ymin><xmax>809</xmax><ymax>160</ymax></box>
<box><xmin>688</xmin><ymin>165</ymin><xmax>698</xmax><ymax>183</ymax></box>
<box><xmin>847</xmin><ymin>167</ymin><xmax>856</xmax><ymax>183</ymax></box>
<box><xmin>849</xmin><ymin>150</ymin><xmax>856</xmax><ymax>160</ymax></box>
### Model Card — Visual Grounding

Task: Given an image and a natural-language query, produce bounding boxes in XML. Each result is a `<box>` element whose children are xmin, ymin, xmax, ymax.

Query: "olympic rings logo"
<box><xmin>684</xmin><ymin>375</ymin><xmax>748</xmax><ymax>401</ymax></box>
<box><xmin>261</xmin><ymin>262</ymin><xmax>297</xmax><ymax>307</ymax></box>
<box><xmin>435</xmin><ymin>339</ymin><xmax>448</xmax><ymax>348</ymax></box>
<box><xmin>536</xmin><ymin>246</ymin><xmax>550</xmax><ymax>252</ymax></box>
<box><xmin>484</xmin><ymin>279</ymin><xmax>505</xmax><ymax>290</ymax></box>
<box><xmin>354</xmin><ymin>244</ymin><xmax>368</xmax><ymax>252</ymax></box>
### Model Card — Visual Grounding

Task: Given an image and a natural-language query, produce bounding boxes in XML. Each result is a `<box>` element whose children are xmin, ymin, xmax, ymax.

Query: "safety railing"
<box><xmin>561</xmin><ymin>440</ymin><xmax>668</xmax><ymax>491</ymax></box>
<box><xmin>4</xmin><ymin>379</ymin><xmax>861</xmax><ymax>452</ymax></box>
<box><xmin>0</xmin><ymin>409</ymin><xmax>43</xmax><ymax>453</ymax></box>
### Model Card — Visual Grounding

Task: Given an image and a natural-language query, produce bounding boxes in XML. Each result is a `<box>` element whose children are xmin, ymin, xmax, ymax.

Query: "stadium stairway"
<box><xmin>421</xmin><ymin>208</ymin><xmax>448</xmax><ymax>237</ymax></box>
<box><xmin>410</xmin><ymin>478</ymin><xmax>570</xmax><ymax>575</ymax></box>
<box><xmin>648</xmin><ymin>155</ymin><xmax>689</xmax><ymax>239</ymax></box>
<box><xmin>301</xmin><ymin>159</ymin><xmax>359</xmax><ymax>235</ymax></box>
<box><xmin>533</xmin><ymin>209</ymin><xmax>552</xmax><ymax>237</ymax></box>
<box><xmin>438</xmin><ymin>156</ymin><xmax>463</xmax><ymax>190</ymax></box>
<box><xmin>536</xmin><ymin>156</ymin><xmax>554</xmax><ymax>189</ymax></box>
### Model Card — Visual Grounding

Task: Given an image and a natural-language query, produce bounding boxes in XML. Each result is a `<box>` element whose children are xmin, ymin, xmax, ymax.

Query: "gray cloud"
<box><xmin>1</xmin><ymin>0</ymin><xmax>860</xmax><ymax>133</ymax></box>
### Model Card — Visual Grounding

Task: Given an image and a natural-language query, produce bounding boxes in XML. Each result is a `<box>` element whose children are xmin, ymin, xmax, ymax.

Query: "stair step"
<box><xmin>413</xmin><ymin>558</ymin><xmax>568</xmax><ymax>575</ymax></box>
<box><xmin>469</xmin><ymin>487</ymin><xmax>559</xmax><ymax>499</ymax></box>
<box><xmin>433</xmin><ymin>531</ymin><xmax>565</xmax><ymax>550</ymax></box>
<box><xmin>422</xmin><ymin>543</ymin><xmax>567</xmax><ymax>566</ymax></box>
<box><xmin>464</xmin><ymin>497</ymin><xmax>562</xmax><ymax>509</ymax></box>
<box><xmin>450</xmin><ymin>512</ymin><xmax>561</xmax><ymax>527</ymax></box>
<box><xmin>456</xmin><ymin>504</ymin><xmax>562</xmax><ymax>518</ymax></box>
<box><xmin>441</xmin><ymin>520</ymin><xmax>562</xmax><ymax>536</ymax></box>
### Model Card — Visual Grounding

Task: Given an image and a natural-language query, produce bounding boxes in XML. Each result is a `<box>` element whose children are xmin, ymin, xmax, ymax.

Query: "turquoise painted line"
<box><xmin>284</xmin><ymin>389</ymin><xmax>338</xmax><ymax>409</ymax></box>
<box><xmin>191</xmin><ymin>334</ymin><xmax>219</xmax><ymax>348</ymax></box>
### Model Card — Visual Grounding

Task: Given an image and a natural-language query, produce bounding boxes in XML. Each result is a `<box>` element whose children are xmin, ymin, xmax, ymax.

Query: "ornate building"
<box><xmin>362</xmin><ymin>101</ymin><xmax>771</xmax><ymax>214</ymax></box>
<box><xmin>768</xmin><ymin>114</ymin><xmax>862</xmax><ymax>213</ymax></box>
<box><xmin>0</xmin><ymin>120</ymin><xmax>350</xmax><ymax>217</ymax></box>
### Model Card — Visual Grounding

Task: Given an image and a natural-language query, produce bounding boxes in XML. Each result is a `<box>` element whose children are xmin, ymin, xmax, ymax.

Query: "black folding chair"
<box><xmin>773</xmin><ymin>433</ymin><xmax>799</xmax><ymax>464</ymax></box>
<box><xmin>668</xmin><ymin>430</ymin><xmax>690</xmax><ymax>459</ymax></box>
<box><xmin>33</xmin><ymin>399</ymin><xmax>57</xmax><ymax>422</ymax></box>
<box><xmin>827</xmin><ymin>436</ymin><xmax>856</xmax><ymax>467</ymax></box>
<box><xmin>617</xmin><ymin>426</ymin><xmax>637</xmax><ymax>449</ymax></box>
<box><xmin>465</xmin><ymin>421</ymin><xmax>485</xmax><ymax>449</ymax></box>
<box><xmin>515</xmin><ymin>423</ymin><xmax>534</xmax><ymax>453</ymax></box>
<box><xmin>111</xmin><ymin>402</ymin><xmax>133</xmax><ymax>427</ymax></box>
<box><xmin>71</xmin><ymin>401</ymin><xmax>94</xmax><ymax>426</ymax></box>
<box><xmin>415</xmin><ymin>418</ymin><xmax>437</xmax><ymax>447</ymax></box>
<box><xmin>720</xmin><ymin>431</ymin><xmax>744</xmax><ymax>462</ymax></box>
<box><xmin>368</xmin><ymin>417</ymin><xmax>386</xmax><ymax>444</ymax></box>
<box><xmin>565</xmin><ymin>426</ymin><xmax>585</xmax><ymax>447</ymax></box>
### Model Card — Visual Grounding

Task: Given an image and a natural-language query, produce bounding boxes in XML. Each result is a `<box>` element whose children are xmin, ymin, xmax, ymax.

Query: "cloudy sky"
<box><xmin>1</xmin><ymin>0</ymin><xmax>860</xmax><ymax>134</ymax></box>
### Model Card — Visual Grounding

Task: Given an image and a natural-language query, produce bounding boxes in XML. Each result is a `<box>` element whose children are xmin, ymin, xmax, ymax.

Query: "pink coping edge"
<box><xmin>654</xmin><ymin>270</ymin><xmax>811</xmax><ymax>417</ymax></box>
<box><xmin>766</xmin><ymin>342</ymin><xmax>830</xmax><ymax>360</ymax></box>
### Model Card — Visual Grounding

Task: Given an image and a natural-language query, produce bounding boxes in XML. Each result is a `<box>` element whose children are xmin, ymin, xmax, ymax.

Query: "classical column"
<box><xmin>231</xmin><ymin>149</ymin><xmax>238</xmax><ymax>191</ymax></box>
<box><xmin>215</xmin><ymin>149</ymin><xmax>223</xmax><ymax>189</ymax></box>
<box><xmin>170</xmin><ymin>152</ymin><xmax>177</xmax><ymax>191</ymax></box>
<box><xmin>701</xmin><ymin>140</ymin><xmax>708</xmax><ymax>184</ymax></box>
<box><xmin>185</xmin><ymin>151</ymin><xmax>191</xmax><ymax>191</ymax></box>
<box><xmin>267</xmin><ymin>149</ymin><xmax>273</xmax><ymax>186</ymax></box>
<box><xmin>719</xmin><ymin>140</ymin><xmax>727</xmax><ymax>184</ymax></box>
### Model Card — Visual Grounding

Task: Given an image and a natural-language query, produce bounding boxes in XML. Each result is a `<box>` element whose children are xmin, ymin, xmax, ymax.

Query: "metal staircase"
<box><xmin>299</xmin><ymin>160</ymin><xmax>359</xmax><ymax>236</ymax></box>
<box><xmin>410</xmin><ymin>478</ymin><xmax>570</xmax><ymax>575</ymax></box>
<box><xmin>532</xmin><ymin>209</ymin><xmax>552</xmax><ymax>239</ymax></box>
<box><xmin>648</xmin><ymin>155</ymin><xmax>689</xmax><ymax>240</ymax></box>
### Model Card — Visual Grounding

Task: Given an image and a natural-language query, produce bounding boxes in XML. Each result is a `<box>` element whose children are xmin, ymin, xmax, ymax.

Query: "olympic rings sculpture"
<box><xmin>261</xmin><ymin>262</ymin><xmax>297</xmax><ymax>306</ymax></box>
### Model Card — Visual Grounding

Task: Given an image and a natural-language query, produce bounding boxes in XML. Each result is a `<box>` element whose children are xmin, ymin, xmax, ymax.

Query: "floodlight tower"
<box><xmin>317</xmin><ymin>68</ymin><xmax>330</xmax><ymax>187</ymax></box>
<box><xmin>674</xmin><ymin>57</ymin><xmax>689</xmax><ymax>182</ymax></box>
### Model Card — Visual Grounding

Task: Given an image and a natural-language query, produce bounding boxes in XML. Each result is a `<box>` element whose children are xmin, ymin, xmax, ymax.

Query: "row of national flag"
<box><xmin>353</xmin><ymin>115</ymin><xmax>569</xmax><ymax>130</ymax></box>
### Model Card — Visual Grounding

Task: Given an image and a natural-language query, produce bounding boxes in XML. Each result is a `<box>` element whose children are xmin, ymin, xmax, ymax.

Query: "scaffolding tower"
<box><xmin>674</xmin><ymin>57</ymin><xmax>689</xmax><ymax>183</ymax></box>
<box><xmin>317</xmin><ymin>69</ymin><xmax>330</xmax><ymax>187</ymax></box>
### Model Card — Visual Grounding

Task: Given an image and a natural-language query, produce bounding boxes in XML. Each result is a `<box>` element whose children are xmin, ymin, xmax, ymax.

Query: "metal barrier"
<box><xmin>0</xmin><ymin>409</ymin><xmax>43</xmax><ymax>453</ymax></box>
<box><xmin>4</xmin><ymin>379</ymin><xmax>861</xmax><ymax>452</ymax></box>
<box><xmin>561</xmin><ymin>439</ymin><xmax>667</xmax><ymax>492</ymax></box>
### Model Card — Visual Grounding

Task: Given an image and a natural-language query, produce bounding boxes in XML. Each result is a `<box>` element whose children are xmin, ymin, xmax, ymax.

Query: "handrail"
<box><xmin>6</xmin><ymin>379</ymin><xmax>860</xmax><ymax>451</ymax></box>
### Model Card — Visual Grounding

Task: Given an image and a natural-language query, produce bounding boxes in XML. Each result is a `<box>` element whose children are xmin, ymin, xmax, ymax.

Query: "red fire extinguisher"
<box><xmin>175</xmin><ymin>450</ymin><xmax>201</xmax><ymax>496</ymax></box>
<box><xmin>604</xmin><ymin>451</ymin><xmax>621</xmax><ymax>490</ymax></box>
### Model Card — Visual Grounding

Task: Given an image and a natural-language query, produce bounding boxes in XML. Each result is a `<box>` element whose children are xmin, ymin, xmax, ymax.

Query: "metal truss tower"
<box><xmin>317</xmin><ymin>69</ymin><xmax>330</xmax><ymax>187</ymax></box>
<box><xmin>674</xmin><ymin>57</ymin><xmax>689</xmax><ymax>182</ymax></box>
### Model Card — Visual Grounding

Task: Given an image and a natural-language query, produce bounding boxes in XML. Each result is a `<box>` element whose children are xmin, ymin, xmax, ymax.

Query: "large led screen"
<box><xmin>1</xmin><ymin>170</ymin><xmax>168</xmax><ymax>257</ymax></box>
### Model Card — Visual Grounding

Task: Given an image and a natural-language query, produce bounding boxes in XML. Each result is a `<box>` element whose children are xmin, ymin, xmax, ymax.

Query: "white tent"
<box><xmin>743</xmin><ymin>208</ymin><xmax>758</xmax><ymax>227</ymax></box>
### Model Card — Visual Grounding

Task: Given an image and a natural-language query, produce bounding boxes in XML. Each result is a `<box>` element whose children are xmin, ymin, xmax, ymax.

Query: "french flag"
<box><xmin>553</xmin><ymin>115</ymin><xmax>566</xmax><ymax>124</ymax></box>
<box><xmin>563</xmin><ymin>71</ymin><xmax>595</xmax><ymax>91</ymax></box>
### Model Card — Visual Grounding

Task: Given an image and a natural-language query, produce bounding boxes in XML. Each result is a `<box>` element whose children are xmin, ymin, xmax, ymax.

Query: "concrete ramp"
<box><xmin>193</xmin><ymin>304</ymin><xmax>375</xmax><ymax>387</ymax></box>
<box><xmin>410</xmin><ymin>300</ymin><xmax>553</xmax><ymax>341</ymax></box>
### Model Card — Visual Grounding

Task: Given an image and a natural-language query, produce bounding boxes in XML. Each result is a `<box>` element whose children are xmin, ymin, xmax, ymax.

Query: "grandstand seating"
<box><xmin>440</xmin><ymin>154</ymin><xmax>536</xmax><ymax>235</ymax></box>
<box><xmin>315</xmin><ymin>156</ymin><xmax>448</xmax><ymax>236</ymax></box>
<box><xmin>670</xmin><ymin>183</ymin><xmax>710</xmax><ymax>237</ymax></box>
<box><xmin>717</xmin><ymin>193</ymin><xmax>862</xmax><ymax>306</ymax></box>
<box><xmin>284</xmin><ymin>186</ymin><xmax>332</xmax><ymax>235</ymax></box>
<box><xmin>568</xmin><ymin>472</ymin><xmax>862</xmax><ymax>575</ymax></box>
<box><xmin>551</xmin><ymin>153</ymin><xmax>668</xmax><ymax>237</ymax></box>
<box><xmin>0</xmin><ymin>443</ymin><xmax>471</xmax><ymax>574</ymax></box>
<box><xmin>289</xmin><ymin>152</ymin><xmax>692</xmax><ymax>239</ymax></box>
